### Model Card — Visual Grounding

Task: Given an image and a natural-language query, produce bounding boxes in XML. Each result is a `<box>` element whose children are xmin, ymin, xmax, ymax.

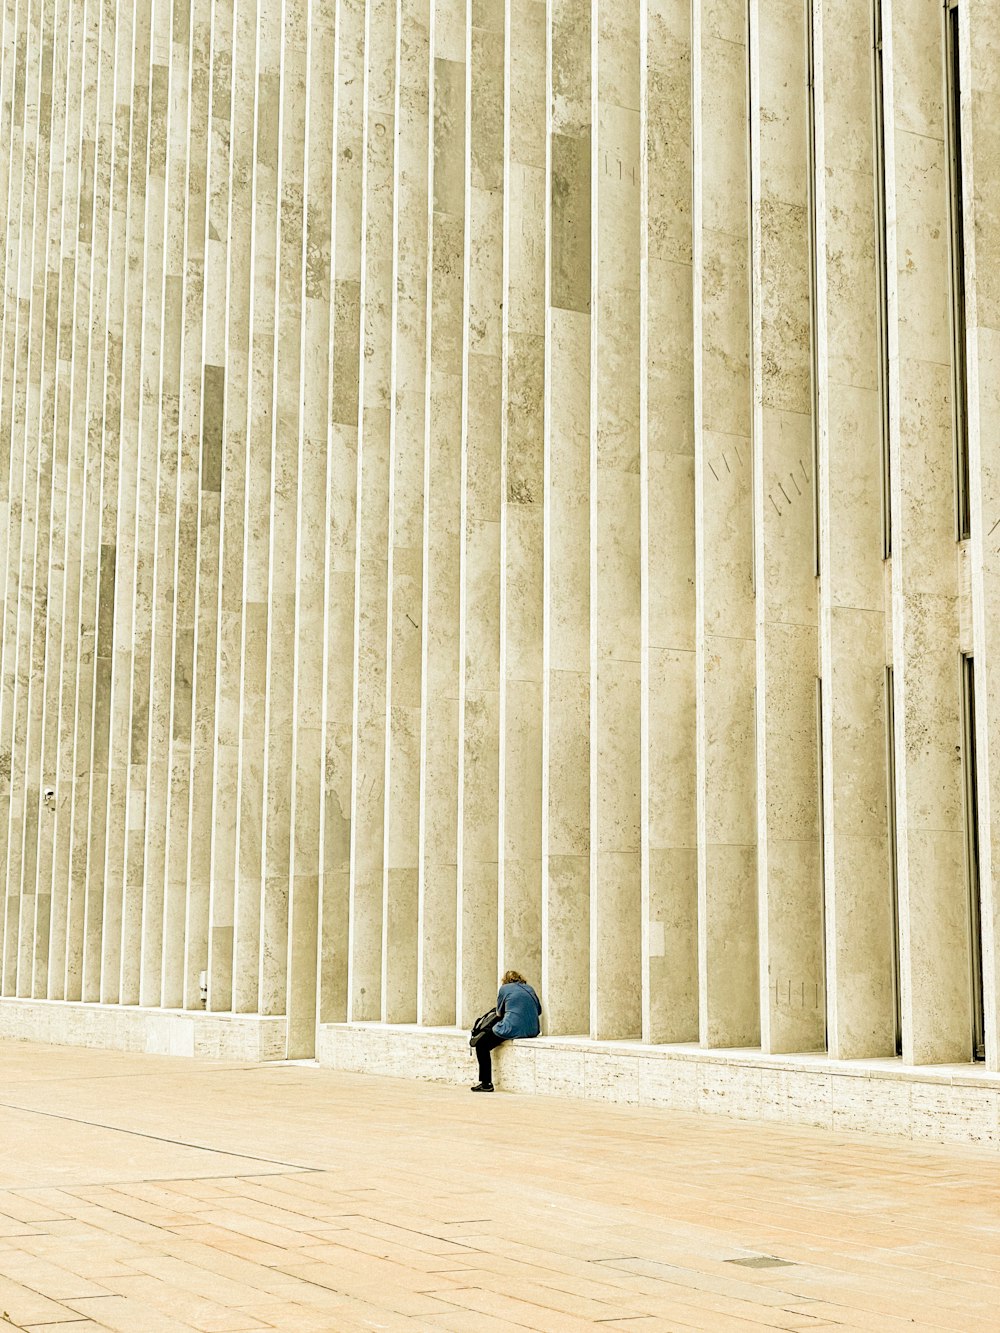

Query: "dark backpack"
<box><xmin>469</xmin><ymin>1007</ymin><xmax>499</xmax><ymax>1047</ymax></box>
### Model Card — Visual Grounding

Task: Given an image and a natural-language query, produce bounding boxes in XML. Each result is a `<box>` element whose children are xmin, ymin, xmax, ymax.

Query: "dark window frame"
<box><xmin>961</xmin><ymin>654</ymin><xmax>986</xmax><ymax>1062</ymax></box>
<box><xmin>884</xmin><ymin>667</ymin><xmax>902</xmax><ymax>1057</ymax></box>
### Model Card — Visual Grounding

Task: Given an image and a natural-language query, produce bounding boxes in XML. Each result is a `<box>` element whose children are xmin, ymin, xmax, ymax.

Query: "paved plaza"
<box><xmin>0</xmin><ymin>1043</ymin><xmax>996</xmax><ymax>1331</ymax></box>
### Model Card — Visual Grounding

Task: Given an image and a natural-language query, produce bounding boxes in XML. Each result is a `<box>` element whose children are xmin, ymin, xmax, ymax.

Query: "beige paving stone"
<box><xmin>0</xmin><ymin>1194</ymin><xmax>67</xmax><ymax>1223</ymax></box>
<box><xmin>203</xmin><ymin>1195</ymin><xmax>326</xmax><ymax>1235</ymax></box>
<box><xmin>427</xmin><ymin>1285</ymin><xmax>601</xmax><ymax>1331</ymax></box>
<box><xmin>430</xmin><ymin>1248</ymin><xmax>656</xmax><ymax>1304</ymax></box>
<box><xmin>423</xmin><ymin>1315</ymin><xmax>527</xmax><ymax>1333</ymax></box>
<box><xmin>781</xmin><ymin>1302</ymin><xmax>956</xmax><ymax>1332</ymax></box>
<box><xmin>276</xmin><ymin>1251</ymin><xmax>465</xmax><ymax>1309</ymax></box>
<box><xmin>249</xmin><ymin>1273</ymin><xmax>434</xmax><ymax>1326</ymax></box>
<box><xmin>17</xmin><ymin>1232</ymin><xmax>143</xmax><ymax>1279</ymax></box>
<box><xmin>227</xmin><ymin>1302</ymin><xmax>358</xmax><ymax>1332</ymax></box>
<box><xmin>123</xmin><ymin>1252</ymin><xmax>265</xmax><ymax>1309</ymax></box>
<box><xmin>0</xmin><ymin>1247</ymin><xmax>112</xmax><ymax>1299</ymax></box>
<box><xmin>299</xmin><ymin>1233</ymin><xmax>460</xmax><ymax>1276</ymax></box>
<box><xmin>61</xmin><ymin>1206</ymin><xmax>176</xmax><ymax>1246</ymax></box>
<box><xmin>0</xmin><ymin>1216</ymin><xmax>43</xmax><ymax>1239</ymax></box>
<box><xmin>0</xmin><ymin>1272</ymin><xmax>82</xmax><ymax>1326</ymax></box>
<box><xmin>424</xmin><ymin>1268</ymin><xmax>632</xmax><ymax>1321</ymax></box>
<box><xmin>189</xmin><ymin>1209</ymin><xmax>318</xmax><ymax>1252</ymax></box>
<box><xmin>64</xmin><ymin>1293</ymin><xmax>200</xmax><ymax>1332</ymax></box>
<box><xmin>205</xmin><ymin>1180</ymin><xmax>331</xmax><ymax>1219</ymax></box>
<box><xmin>165</xmin><ymin>1224</ymin><xmax>296</xmax><ymax>1269</ymax></box>
<box><xmin>105</xmin><ymin>1272</ymin><xmax>269</xmax><ymax>1331</ymax></box>
<box><xmin>155</xmin><ymin>1239</ymin><xmax>294</xmax><ymax>1293</ymax></box>
<box><xmin>22</xmin><ymin>1324</ymin><xmax>109</xmax><ymax>1333</ymax></box>
<box><xmin>349</xmin><ymin>1221</ymin><xmax>477</xmax><ymax>1259</ymax></box>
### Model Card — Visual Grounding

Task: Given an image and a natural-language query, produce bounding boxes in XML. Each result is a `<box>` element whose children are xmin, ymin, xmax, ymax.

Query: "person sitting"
<box><xmin>471</xmin><ymin>970</ymin><xmax>541</xmax><ymax>1092</ymax></box>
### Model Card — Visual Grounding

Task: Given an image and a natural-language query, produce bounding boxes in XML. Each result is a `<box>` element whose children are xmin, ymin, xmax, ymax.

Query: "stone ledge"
<box><xmin>0</xmin><ymin>998</ymin><xmax>287</xmax><ymax>1061</ymax></box>
<box><xmin>317</xmin><ymin>1022</ymin><xmax>1000</xmax><ymax>1149</ymax></box>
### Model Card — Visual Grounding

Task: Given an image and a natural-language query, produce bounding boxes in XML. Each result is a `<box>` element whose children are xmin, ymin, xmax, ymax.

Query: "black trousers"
<box><xmin>475</xmin><ymin>1029</ymin><xmax>507</xmax><ymax>1084</ymax></box>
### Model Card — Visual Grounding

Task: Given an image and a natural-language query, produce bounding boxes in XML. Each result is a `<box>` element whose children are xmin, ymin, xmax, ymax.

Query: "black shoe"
<box><xmin>471</xmin><ymin>1082</ymin><xmax>494</xmax><ymax>1092</ymax></box>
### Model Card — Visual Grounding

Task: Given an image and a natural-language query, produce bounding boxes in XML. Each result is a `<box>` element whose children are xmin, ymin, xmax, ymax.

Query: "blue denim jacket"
<box><xmin>493</xmin><ymin>982</ymin><xmax>542</xmax><ymax>1039</ymax></box>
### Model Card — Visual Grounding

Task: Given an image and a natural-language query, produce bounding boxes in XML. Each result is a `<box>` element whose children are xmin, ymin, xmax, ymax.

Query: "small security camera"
<box><xmin>42</xmin><ymin>786</ymin><xmax>55</xmax><ymax>810</ymax></box>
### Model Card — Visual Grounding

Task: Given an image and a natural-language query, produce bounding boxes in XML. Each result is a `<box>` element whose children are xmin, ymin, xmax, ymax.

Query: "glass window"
<box><xmin>961</xmin><ymin>655</ymin><xmax>986</xmax><ymax>1061</ymax></box>
<box><xmin>884</xmin><ymin>668</ymin><xmax>902</xmax><ymax>1057</ymax></box>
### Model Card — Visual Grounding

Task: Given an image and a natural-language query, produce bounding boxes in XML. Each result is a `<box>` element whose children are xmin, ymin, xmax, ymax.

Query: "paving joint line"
<box><xmin>0</xmin><ymin>1102</ymin><xmax>322</xmax><ymax>1173</ymax></box>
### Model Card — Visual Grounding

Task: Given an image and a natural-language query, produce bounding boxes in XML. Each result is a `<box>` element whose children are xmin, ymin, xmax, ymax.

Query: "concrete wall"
<box><xmin>0</xmin><ymin>0</ymin><xmax>997</xmax><ymax>1083</ymax></box>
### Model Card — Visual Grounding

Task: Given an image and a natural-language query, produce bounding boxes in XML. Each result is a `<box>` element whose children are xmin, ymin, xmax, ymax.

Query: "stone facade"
<box><xmin>0</xmin><ymin>0</ymin><xmax>998</xmax><ymax>1123</ymax></box>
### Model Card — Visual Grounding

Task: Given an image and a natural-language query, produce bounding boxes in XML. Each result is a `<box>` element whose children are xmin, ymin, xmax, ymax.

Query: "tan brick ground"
<box><xmin>0</xmin><ymin>1040</ymin><xmax>997</xmax><ymax>1330</ymax></box>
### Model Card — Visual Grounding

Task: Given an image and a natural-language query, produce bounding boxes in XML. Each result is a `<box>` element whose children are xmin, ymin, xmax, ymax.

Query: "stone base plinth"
<box><xmin>317</xmin><ymin>1022</ymin><xmax>1000</xmax><ymax>1149</ymax></box>
<box><xmin>0</xmin><ymin>999</ymin><xmax>287</xmax><ymax>1061</ymax></box>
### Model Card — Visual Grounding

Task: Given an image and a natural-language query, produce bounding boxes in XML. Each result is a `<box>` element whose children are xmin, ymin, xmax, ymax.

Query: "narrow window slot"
<box><xmin>816</xmin><ymin>678</ymin><xmax>827</xmax><ymax>1050</ymax></box>
<box><xmin>885</xmin><ymin>667</ymin><xmax>902</xmax><ymax>1057</ymax></box>
<box><xmin>961</xmin><ymin>655</ymin><xmax>986</xmax><ymax>1061</ymax></box>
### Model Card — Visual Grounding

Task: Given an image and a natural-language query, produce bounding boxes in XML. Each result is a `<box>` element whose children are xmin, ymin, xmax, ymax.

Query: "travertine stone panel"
<box><xmin>317</xmin><ymin>0</ymin><xmax>364</xmax><ymax>1028</ymax></box>
<box><xmin>457</xmin><ymin>0</ymin><xmax>503</xmax><ymax>1028</ymax></box>
<box><xmin>232</xmin><ymin>0</ymin><xmax>279</xmax><ymax>1015</ymax></box>
<box><xmin>257</xmin><ymin>0</ymin><xmax>305</xmax><ymax>1037</ymax></box>
<box><xmin>80</xmin><ymin>0</ymin><xmax>122</xmax><ymax>1005</ymax></box>
<box><xmin>0</xmin><ymin>0</ymin><xmax>24</xmax><ymax>988</ymax></box>
<box><xmin>416</xmin><ymin>1</ymin><xmax>463</xmax><ymax>1027</ymax></box>
<box><xmin>382</xmin><ymin>0</ymin><xmax>429</xmax><ymax>1026</ymax></box>
<box><xmin>694</xmin><ymin>0</ymin><xmax>759</xmax><ymax>1047</ymax></box>
<box><xmin>136</xmin><ymin>0</ymin><xmax>180</xmax><ymax>1014</ymax></box>
<box><xmin>120</xmin><ymin>0</ymin><xmax>168</xmax><ymax>1009</ymax></box>
<box><xmin>0</xmin><ymin>995</ymin><xmax>287</xmax><ymax>1058</ymax></box>
<box><xmin>8</xmin><ymin>0</ymin><xmax>37</xmax><ymax>992</ymax></box>
<box><xmin>499</xmin><ymin>0</ymin><xmax>544</xmax><ymax>997</ymax></box>
<box><xmin>815</xmin><ymin>0</ymin><xmax>894</xmax><ymax>1059</ymax></box>
<box><xmin>318</xmin><ymin>1021</ymin><xmax>1000</xmax><ymax>1148</ymax></box>
<box><xmin>348</xmin><ymin>0</ymin><xmax>395</xmax><ymax>1023</ymax></box>
<box><xmin>885</xmin><ymin>0</ymin><xmax>969</xmax><ymax>1065</ymax></box>
<box><xmin>99</xmin><ymin>0</ymin><xmax>152</xmax><ymax>1007</ymax></box>
<box><xmin>6</xmin><ymin>0</ymin><xmax>56</xmax><ymax>996</ymax></box>
<box><xmin>142</xmin><ymin>0</ymin><xmax>188</xmax><ymax>1008</ymax></box>
<box><xmin>14</xmin><ymin>0</ymin><xmax>54</xmax><ymax>996</ymax></box>
<box><xmin>64</xmin><ymin>0</ymin><xmax>106</xmax><ymax>1004</ymax></box>
<box><xmin>167</xmin><ymin>0</ymin><xmax>212</xmax><ymax>1014</ymax></box>
<box><xmin>26</xmin><ymin>0</ymin><xmax>77</xmax><ymax>1002</ymax></box>
<box><xmin>260</xmin><ymin>0</ymin><xmax>306</xmax><ymax>1023</ymax></box>
<box><xmin>0</xmin><ymin>0</ymin><xmax>998</xmax><ymax>1082</ymax></box>
<box><xmin>186</xmin><ymin>0</ymin><xmax>232</xmax><ymax>1015</ymax></box>
<box><xmin>90</xmin><ymin>0</ymin><xmax>138</xmax><ymax>1005</ymax></box>
<box><xmin>285</xmin><ymin>0</ymin><xmax>334</xmax><ymax>1057</ymax></box>
<box><xmin>590</xmin><ymin>0</ymin><xmax>641</xmax><ymax>1041</ymax></box>
<box><xmin>143</xmin><ymin>0</ymin><xmax>178</xmax><ymax>1008</ymax></box>
<box><xmin>543</xmin><ymin>0</ymin><xmax>590</xmax><ymax>1036</ymax></box>
<box><xmin>208</xmin><ymin>0</ymin><xmax>253</xmax><ymax>1016</ymax></box>
<box><xmin>642</xmin><ymin>0</ymin><xmax>696</xmax><ymax>1046</ymax></box>
<box><xmin>750</xmin><ymin>0</ymin><xmax>823</xmax><ymax>1055</ymax></box>
<box><xmin>43</xmin><ymin>0</ymin><xmax>90</xmax><ymax>1001</ymax></box>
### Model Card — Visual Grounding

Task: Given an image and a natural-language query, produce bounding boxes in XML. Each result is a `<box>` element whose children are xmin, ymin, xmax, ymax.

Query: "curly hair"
<box><xmin>501</xmin><ymin>969</ymin><xmax>527</xmax><ymax>986</ymax></box>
